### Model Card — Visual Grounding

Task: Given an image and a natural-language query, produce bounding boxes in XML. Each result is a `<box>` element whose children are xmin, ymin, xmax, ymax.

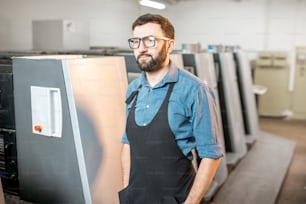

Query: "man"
<box><xmin>119</xmin><ymin>13</ymin><xmax>223</xmax><ymax>204</ymax></box>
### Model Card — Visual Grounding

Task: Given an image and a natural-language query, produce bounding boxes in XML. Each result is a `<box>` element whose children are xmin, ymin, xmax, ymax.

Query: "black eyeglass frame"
<box><xmin>128</xmin><ymin>35</ymin><xmax>172</xmax><ymax>49</ymax></box>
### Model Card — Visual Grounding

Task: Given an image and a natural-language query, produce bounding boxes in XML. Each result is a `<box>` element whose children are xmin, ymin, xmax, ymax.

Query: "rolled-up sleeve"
<box><xmin>192</xmin><ymin>85</ymin><xmax>224</xmax><ymax>159</ymax></box>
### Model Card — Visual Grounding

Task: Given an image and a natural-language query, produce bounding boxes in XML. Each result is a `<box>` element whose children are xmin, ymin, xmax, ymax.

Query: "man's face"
<box><xmin>133</xmin><ymin>23</ymin><xmax>170</xmax><ymax>72</ymax></box>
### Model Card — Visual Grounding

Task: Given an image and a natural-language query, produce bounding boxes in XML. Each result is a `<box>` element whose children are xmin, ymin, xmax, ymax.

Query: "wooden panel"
<box><xmin>0</xmin><ymin>180</ymin><xmax>4</xmax><ymax>204</ymax></box>
<box><xmin>68</xmin><ymin>56</ymin><xmax>128</xmax><ymax>204</ymax></box>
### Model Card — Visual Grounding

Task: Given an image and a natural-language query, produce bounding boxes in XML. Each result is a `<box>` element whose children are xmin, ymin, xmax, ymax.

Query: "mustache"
<box><xmin>137</xmin><ymin>53</ymin><xmax>152</xmax><ymax>61</ymax></box>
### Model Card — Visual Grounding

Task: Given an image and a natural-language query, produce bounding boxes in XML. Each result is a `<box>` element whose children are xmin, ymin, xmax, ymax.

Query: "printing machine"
<box><xmin>233</xmin><ymin>51</ymin><xmax>260</xmax><ymax>146</ymax></box>
<box><xmin>0</xmin><ymin>51</ymin><xmax>72</xmax><ymax>197</ymax></box>
<box><xmin>182</xmin><ymin>51</ymin><xmax>247</xmax><ymax>169</ymax></box>
<box><xmin>12</xmin><ymin>55</ymin><xmax>127</xmax><ymax>204</ymax></box>
<box><xmin>0</xmin><ymin>58</ymin><xmax>19</xmax><ymax>196</ymax></box>
<box><xmin>212</xmin><ymin>51</ymin><xmax>248</xmax><ymax>168</ymax></box>
<box><xmin>0</xmin><ymin>47</ymin><xmax>265</xmax><ymax>203</ymax></box>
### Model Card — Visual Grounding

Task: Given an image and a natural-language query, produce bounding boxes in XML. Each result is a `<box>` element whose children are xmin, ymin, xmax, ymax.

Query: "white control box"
<box><xmin>30</xmin><ymin>86</ymin><xmax>62</xmax><ymax>137</ymax></box>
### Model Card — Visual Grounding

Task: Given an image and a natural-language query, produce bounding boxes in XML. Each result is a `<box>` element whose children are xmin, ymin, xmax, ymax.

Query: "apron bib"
<box><xmin>119</xmin><ymin>83</ymin><xmax>195</xmax><ymax>204</ymax></box>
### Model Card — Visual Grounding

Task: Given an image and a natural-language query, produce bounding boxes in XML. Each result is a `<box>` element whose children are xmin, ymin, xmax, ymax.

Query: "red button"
<box><xmin>34</xmin><ymin>125</ymin><xmax>43</xmax><ymax>132</ymax></box>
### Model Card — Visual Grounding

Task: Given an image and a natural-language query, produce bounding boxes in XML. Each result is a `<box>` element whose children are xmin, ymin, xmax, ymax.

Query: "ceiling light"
<box><xmin>139</xmin><ymin>0</ymin><xmax>166</xmax><ymax>10</ymax></box>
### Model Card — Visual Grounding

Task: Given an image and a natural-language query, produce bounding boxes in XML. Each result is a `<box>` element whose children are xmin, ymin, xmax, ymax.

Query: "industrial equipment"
<box><xmin>0</xmin><ymin>58</ymin><xmax>19</xmax><ymax>195</ymax></box>
<box><xmin>13</xmin><ymin>55</ymin><xmax>127</xmax><ymax>204</ymax></box>
<box><xmin>212</xmin><ymin>52</ymin><xmax>247</xmax><ymax>168</ymax></box>
<box><xmin>254</xmin><ymin>52</ymin><xmax>291</xmax><ymax>117</ymax></box>
<box><xmin>233</xmin><ymin>51</ymin><xmax>259</xmax><ymax>146</ymax></box>
<box><xmin>292</xmin><ymin>47</ymin><xmax>306</xmax><ymax>119</ymax></box>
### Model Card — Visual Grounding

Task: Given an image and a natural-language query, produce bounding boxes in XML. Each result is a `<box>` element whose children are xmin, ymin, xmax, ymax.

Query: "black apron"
<box><xmin>119</xmin><ymin>83</ymin><xmax>196</xmax><ymax>204</ymax></box>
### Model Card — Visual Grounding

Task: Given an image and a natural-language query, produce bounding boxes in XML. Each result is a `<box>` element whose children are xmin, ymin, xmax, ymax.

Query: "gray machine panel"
<box><xmin>13</xmin><ymin>58</ymin><xmax>85</xmax><ymax>203</ymax></box>
<box><xmin>114</xmin><ymin>52</ymin><xmax>141</xmax><ymax>83</ymax></box>
<box><xmin>214</xmin><ymin>52</ymin><xmax>247</xmax><ymax>167</ymax></box>
<box><xmin>234</xmin><ymin>51</ymin><xmax>259</xmax><ymax>145</ymax></box>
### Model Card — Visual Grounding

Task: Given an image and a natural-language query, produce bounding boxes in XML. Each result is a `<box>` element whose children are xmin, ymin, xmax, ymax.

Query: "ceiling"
<box><xmin>163</xmin><ymin>0</ymin><xmax>195</xmax><ymax>4</ymax></box>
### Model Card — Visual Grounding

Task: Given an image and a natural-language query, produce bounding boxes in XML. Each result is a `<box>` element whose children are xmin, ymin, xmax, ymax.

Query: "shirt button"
<box><xmin>143</xmin><ymin>123</ymin><xmax>147</xmax><ymax>126</ymax></box>
<box><xmin>146</xmin><ymin>105</ymin><xmax>150</xmax><ymax>108</ymax></box>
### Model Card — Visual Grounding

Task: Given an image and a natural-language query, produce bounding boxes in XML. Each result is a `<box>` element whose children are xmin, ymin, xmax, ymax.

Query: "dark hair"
<box><xmin>132</xmin><ymin>13</ymin><xmax>175</xmax><ymax>39</ymax></box>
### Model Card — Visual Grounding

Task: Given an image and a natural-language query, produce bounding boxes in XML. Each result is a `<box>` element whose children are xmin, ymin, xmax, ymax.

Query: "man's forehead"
<box><xmin>133</xmin><ymin>23</ymin><xmax>163</xmax><ymax>37</ymax></box>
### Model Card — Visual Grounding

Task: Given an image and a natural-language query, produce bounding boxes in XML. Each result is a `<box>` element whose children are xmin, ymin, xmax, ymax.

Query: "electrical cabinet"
<box><xmin>254</xmin><ymin>52</ymin><xmax>292</xmax><ymax>117</ymax></box>
<box><xmin>292</xmin><ymin>47</ymin><xmax>306</xmax><ymax>119</ymax></box>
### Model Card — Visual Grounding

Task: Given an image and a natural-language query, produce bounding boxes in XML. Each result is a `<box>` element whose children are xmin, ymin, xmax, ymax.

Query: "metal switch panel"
<box><xmin>30</xmin><ymin>86</ymin><xmax>62</xmax><ymax>137</ymax></box>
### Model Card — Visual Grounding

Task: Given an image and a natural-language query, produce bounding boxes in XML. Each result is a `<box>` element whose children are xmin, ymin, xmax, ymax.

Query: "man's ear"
<box><xmin>168</xmin><ymin>40</ymin><xmax>175</xmax><ymax>53</ymax></box>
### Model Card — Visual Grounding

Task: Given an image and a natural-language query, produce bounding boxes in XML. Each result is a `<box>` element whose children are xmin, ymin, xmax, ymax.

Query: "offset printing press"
<box><xmin>13</xmin><ymin>55</ymin><xmax>127</xmax><ymax>204</ymax></box>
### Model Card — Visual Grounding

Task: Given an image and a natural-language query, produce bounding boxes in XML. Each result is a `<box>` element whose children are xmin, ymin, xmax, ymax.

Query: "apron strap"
<box><xmin>125</xmin><ymin>85</ymin><xmax>142</xmax><ymax>104</ymax></box>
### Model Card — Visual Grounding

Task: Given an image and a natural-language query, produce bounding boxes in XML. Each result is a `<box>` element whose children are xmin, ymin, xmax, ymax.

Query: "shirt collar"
<box><xmin>139</xmin><ymin>60</ymin><xmax>179</xmax><ymax>88</ymax></box>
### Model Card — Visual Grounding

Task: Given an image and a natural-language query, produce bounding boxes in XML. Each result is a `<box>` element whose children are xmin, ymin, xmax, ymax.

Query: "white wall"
<box><xmin>166</xmin><ymin>0</ymin><xmax>306</xmax><ymax>51</ymax></box>
<box><xmin>0</xmin><ymin>0</ymin><xmax>141</xmax><ymax>50</ymax></box>
<box><xmin>167</xmin><ymin>0</ymin><xmax>268</xmax><ymax>51</ymax></box>
<box><xmin>1</xmin><ymin>0</ymin><xmax>306</xmax><ymax>51</ymax></box>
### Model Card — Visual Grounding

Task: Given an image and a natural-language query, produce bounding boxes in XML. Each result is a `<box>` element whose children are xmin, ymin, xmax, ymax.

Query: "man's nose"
<box><xmin>138</xmin><ymin>40</ymin><xmax>148</xmax><ymax>51</ymax></box>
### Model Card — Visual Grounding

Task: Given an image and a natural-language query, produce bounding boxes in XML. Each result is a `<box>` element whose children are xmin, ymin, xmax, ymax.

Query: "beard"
<box><xmin>136</xmin><ymin>43</ymin><xmax>168</xmax><ymax>72</ymax></box>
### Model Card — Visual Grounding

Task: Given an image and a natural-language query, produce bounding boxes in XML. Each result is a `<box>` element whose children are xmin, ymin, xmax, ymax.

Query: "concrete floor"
<box><xmin>259</xmin><ymin>117</ymin><xmax>306</xmax><ymax>204</ymax></box>
<box><xmin>3</xmin><ymin>117</ymin><xmax>305</xmax><ymax>204</ymax></box>
<box><xmin>211</xmin><ymin>117</ymin><xmax>296</xmax><ymax>204</ymax></box>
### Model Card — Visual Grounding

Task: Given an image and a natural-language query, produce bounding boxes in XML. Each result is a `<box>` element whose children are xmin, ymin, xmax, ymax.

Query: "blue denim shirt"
<box><xmin>122</xmin><ymin>62</ymin><xmax>223</xmax><ymax>160</ymax></box>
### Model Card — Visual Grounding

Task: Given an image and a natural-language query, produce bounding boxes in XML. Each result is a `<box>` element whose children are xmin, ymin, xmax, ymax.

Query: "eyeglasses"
<box><xmin>128</xmin><ymin>35</ymin><xmax>171</xmax><ymax>49</ymax></box>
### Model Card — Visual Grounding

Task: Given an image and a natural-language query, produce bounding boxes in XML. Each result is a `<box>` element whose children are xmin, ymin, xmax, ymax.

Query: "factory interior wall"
<box><xmin>1</xmin><ymin>0</ymin><xmax>306</xmax><ymax>52</ymax></box>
